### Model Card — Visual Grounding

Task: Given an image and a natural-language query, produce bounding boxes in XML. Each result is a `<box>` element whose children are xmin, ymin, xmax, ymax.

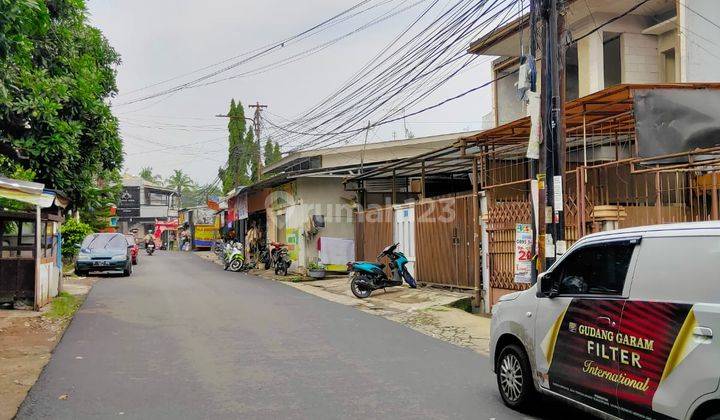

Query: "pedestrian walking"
<box><xmin>168</xmin><ymin>231</ymin><xmax>176</xmax><ymax>251</ymax></box>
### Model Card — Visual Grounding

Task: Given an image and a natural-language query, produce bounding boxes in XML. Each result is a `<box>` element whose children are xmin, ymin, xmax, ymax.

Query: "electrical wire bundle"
<box><xmin>263</xmin><ymin>0</ymin><xmax>524</xmax><ymax>152</ymax></box>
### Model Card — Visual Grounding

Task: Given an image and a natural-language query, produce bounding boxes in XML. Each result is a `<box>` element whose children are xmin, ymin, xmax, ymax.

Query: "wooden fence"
<box><xmin>415</xmin><ymin>195</ymin><xmax>476</xmax><ymax>289</ymax></box>
<box><xmin>354</xmin><ymin>207</ymin><xmax>393</xmax><ymax>263</ymax></box>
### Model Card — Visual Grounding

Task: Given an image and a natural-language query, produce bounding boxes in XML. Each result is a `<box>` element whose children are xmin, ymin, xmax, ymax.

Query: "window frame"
<box><xmin>544</xmin><ymin>237</ymin><xmax>641</xmax><ymax>299</ymax></box>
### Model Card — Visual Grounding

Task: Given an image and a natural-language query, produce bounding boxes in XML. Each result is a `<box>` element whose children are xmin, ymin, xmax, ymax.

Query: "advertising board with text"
<box><xmin>547</xmin><ymin>299</ymin><xmax>692</xmax><ymax>419</ymax></box>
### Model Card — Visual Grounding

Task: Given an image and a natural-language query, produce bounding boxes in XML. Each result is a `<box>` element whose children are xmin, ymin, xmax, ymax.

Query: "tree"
<box><xmin>264</xmin><ymin>138</ymin><xmax>282</xmax><ymax>166</ymax></box>
<box><xmin>272</xmin><ymin>142</ymin><xmax>282</xmax><ymax>163</ymax></box>
<box><xmin>181</xmin><ymin>182</ymin><xmax>221</xmax><ymax>208</ymax></box>
<box><xmin>219</xmin><ymin>99</ymin><xmax>254</xmax><ymax>193</ymax></box>
<box><xmin>60</xmin><ymin>218</ymin><xmax>94</xmax><ymax>259</ymax></box>
<box><xmin>0</xmin><ymin>0</ymin><xmax>123</xmax><ymax>211</ymax></box>
<box><xmin>139</xmin><ymin>166</ymin><xmax>163</xmax><ymax>185</ymax></box>
<box><xmin>165</xmin><ymin>169</ymin><xmax>194</xmax><ymax>195</ymax></box>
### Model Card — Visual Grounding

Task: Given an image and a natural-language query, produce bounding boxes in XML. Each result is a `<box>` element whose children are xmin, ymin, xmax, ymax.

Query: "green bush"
<box><xmin>60</xmin><ymin>219</ymin><xmax>94</xmax><ymax>258</ymax></box>
<box><xmin>308</xmin><ymin>261</ymin><xmax>326</xmax><ymax>270</ymax></box>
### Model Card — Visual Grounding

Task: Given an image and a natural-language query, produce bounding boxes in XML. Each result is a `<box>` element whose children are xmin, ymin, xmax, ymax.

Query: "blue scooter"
<box><xmin>346</xmin><ymin>243</ymin><xmax>417</xmax><ymax>298</ymax></box>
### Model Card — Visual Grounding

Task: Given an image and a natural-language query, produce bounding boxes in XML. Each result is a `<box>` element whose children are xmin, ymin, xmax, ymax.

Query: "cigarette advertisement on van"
<box><xmin>546</xmin><ymin>299</ymin><xmax>694</xmax><ymax>418</ymax></box>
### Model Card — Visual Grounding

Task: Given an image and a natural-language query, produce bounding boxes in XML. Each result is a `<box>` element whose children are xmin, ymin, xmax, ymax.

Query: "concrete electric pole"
<box><xmin>248</xmin><ymin>102</ymin><xmax>267</xmax><ymax>181</ymax></box>
<box><xmin>541</xmin><ymin>0</ymin><xmax>567</xmax><ymax>269</ymax></box>
<box><xmin>529</xmin><ymin>0</ymin><xmax>566</xmax><ymax>279</ymax></box>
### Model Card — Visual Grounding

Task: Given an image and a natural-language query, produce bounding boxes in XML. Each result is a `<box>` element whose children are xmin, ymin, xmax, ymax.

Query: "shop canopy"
<box><xmin>0</xmin><ymin>176</ymin><xmax>56</xmax><ymax>208</ymax></box>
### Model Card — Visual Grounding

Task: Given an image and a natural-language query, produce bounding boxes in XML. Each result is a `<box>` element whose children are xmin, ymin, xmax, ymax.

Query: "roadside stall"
<box><xmin>153</xmin><ymin>219</ymin><xmax>179</xmax><ymax>249</ymax></box>
<box><xmin>0</xmin><ymin>177</ymin><xmax>68</xmax><ymax>309</ymax></box>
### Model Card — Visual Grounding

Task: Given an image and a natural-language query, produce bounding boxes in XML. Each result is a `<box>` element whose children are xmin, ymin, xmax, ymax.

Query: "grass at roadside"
<box><xmin>44</xmin><ymin>292</ymin><xmax>82</xmax><ymax>320</ymax></box>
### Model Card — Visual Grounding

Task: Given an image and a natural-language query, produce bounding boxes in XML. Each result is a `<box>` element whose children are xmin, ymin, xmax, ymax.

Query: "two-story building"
<box><xmin>117</xmin><ymin>174</ymin><xmax>179</xmax><ymax>239</ymax></box>
<box><xmin>469</xmin><ymin>0</ymin><xmax>720</xmax><ymax>126</ymax></box>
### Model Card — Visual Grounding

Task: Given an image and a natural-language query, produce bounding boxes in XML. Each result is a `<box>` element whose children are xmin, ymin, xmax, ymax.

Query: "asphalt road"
<box><xmin>17</xmin><ymin>251</ymin><xmax>578</xmax><ymax>419</ymax></box>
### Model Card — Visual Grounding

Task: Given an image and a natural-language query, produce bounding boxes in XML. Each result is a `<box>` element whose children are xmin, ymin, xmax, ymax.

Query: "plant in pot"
<box><xmin>307</xmin><ymin>261</ymin><xmax>326</xmax><ymax>279</ymax></box>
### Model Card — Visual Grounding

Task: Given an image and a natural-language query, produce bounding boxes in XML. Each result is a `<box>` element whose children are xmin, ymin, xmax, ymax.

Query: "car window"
<box><xmin>82</xmin><ymin>234</ymin><xmax>128</xmax><ymax>250</ymax></box>
<box><xmin>554</xmin><ymin>241</ymin><xmax>635</xmax><ymax>296</ymax></box>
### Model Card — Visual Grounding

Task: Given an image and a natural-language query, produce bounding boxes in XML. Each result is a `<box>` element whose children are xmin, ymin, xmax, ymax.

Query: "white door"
<box><xmin>393</xmin><ymin>205</ymin><xmax>415</xmax><ymax>278</ymax></box>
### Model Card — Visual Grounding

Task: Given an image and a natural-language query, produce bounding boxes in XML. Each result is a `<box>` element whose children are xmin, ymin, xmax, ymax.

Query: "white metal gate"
<box><xmin>393</xmin><ymin>204</ymin><xmax>416</xmax><ymax>278</ymax></box>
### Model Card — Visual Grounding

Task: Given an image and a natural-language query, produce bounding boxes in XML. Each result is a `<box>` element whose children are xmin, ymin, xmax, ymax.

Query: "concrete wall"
<box><xmin>266</xmin><ymin>177</ymin><xmax>355</xmax><ymax>271</ymax></box>
<box><xmin>320</xmin><ymin>139</ymin><xmax>455</xmax><ymax>168</ymax></box>
<box><xmin>578</xmin><ymin>31</ymin><xmax>605</xmax><ymax>96</ymax></box>
<box><xmin>621</xmin><ymin>32</ymin><xmax>660</xmax><ymax>83</ymax></box>
<box><xmin>295</xmin><ymin>178</ymin><xmax>355</xmax><ymax>268</ymax></box>
<box><xmin>494</xmin><ymin>61</ymin><xmax>526</xmax><ymax>125</ymax></box>
<box><xmin>680</xmin><ymin>0</ymin><xmax>720</xmax><ymax>82</ymax></box>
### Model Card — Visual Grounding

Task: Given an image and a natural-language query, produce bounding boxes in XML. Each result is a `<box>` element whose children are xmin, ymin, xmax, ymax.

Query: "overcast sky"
<box><xmin>87</xmin><ymin>0</ymin><xmax>496</xmax><ymax>184</ymax></box>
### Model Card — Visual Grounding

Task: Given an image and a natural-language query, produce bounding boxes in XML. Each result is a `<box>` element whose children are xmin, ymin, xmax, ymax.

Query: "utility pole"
<box><xmin>248</xmin><ymin>102</ymin><xmax>267</xmax><ymax>181</ymax></box>
<box><xmin>539</xmin><ymin>0</ymin><xmax>567</xmax><ymax>269</ymax></box>
<box><xmin>528</xmin><ymin>0</ymin><xmax>541</xmax><ymax>283</ymax></box>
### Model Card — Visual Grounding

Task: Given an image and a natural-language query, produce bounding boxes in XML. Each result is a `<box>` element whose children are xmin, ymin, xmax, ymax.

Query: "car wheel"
<box><xmin>74</xmin><ymin>269</ymin><xmax>86</xmax><ymax>277</ymax></box>
<box><xmin>496</xmin><ymin>344</ymin><xmax>536</xmax><ymax>410</ymax></box>
<box><xmin>123</xmin><ymin>263</ymin><xmax>132</xmax><ymax>277</ymax></box>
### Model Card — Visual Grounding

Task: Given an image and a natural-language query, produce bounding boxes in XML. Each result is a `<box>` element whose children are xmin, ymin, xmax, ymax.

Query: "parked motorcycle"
<box><xmin>213</xmin><ymin>239</ymin><xmax>225</xmax><ymax>257</ymax></box>
<box><xmin>269</xmin><ymin>242</ymin><xmax>291</xmax><ymax>276</ymax></box>
<box><xmin>223</xmin><ymin>241</ymin><xmax>246</xmax><ymax>272</ymax></box>
<box><xmin>347</xmin><ymin>243</ymin><xmax>417</xmax><ymax>298</ymax></box>
<box><xmin>145</xmin><ymin>241</ymin><xmax>155</xmax><ymax>256</ymax></box>
<box><xmin>255</xmin><ymin>243</ymin><xmax>271</xmax><ymax>270</ymax></box>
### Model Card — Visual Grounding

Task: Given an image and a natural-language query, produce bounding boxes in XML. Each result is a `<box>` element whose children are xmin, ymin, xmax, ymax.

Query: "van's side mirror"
<box><xmin>538</xmin><ymin>271</ymin><xmax>559</xmax><ymax>298</ymax></box>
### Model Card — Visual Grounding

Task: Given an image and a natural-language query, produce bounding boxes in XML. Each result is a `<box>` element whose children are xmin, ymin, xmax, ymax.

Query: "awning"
<box><xmin>0</xmin><ymin>177</ymin><xmax>55</xmax><ymax>208</ymax></box>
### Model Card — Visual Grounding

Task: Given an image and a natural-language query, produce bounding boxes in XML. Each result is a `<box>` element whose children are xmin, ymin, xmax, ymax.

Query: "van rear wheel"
<box><xmin>497</xmin><ymin>344</ymin><xmax>536</xmax><ymax>410</ymax></box>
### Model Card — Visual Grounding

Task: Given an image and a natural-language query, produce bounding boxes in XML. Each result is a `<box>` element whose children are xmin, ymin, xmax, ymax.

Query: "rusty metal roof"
<box><xmin>461</xmin><ymin>83</ymin><xmax>720</xmax><ymax>147</ymax></box>
<box><xmin>348</xmin><ymin>83</ymin><xmax>720</xmax><ymax>182</ymax></box>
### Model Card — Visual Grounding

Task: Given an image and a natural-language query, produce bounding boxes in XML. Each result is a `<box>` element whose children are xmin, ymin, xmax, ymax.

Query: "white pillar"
<box><xmin>34</xmin><ymin>205</ymin><xmax>41</xmax><ymax>310</ymax></box>
<box><xmin>578</xmin><ymin>31</ymin><xmax>604</xmax><ymax>97</ymax></box>
<box><xmin>479</xmin><ymin>192</ymin><xmax>490</xmax><ymax>313</ymax></box>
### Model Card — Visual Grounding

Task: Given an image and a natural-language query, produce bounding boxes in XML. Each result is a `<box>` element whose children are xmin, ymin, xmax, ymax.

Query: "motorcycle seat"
<box><xmin>356</xmin><ymin>261</ymin><xmax>385</xmax><ymax>269</ymax></box>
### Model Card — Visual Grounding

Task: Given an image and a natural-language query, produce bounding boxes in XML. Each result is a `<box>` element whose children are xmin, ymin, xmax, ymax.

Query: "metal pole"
<box><xmin>528</xmin><ymin>0</ymin><xmax>541</xmax><ymax>282</ymax></box>
<box><xmin>542</xmin><ymin>0</ymin><xmax>566</xmax><ymax>268</ymax></box>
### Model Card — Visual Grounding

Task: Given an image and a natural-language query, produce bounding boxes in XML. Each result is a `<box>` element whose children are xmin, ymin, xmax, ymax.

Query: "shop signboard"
<box><xmin>193</xmin><ymin>225</ymin><xmax>216</xmax><ymax>248</ymax></box>
<box><xmin>116</xmin><ymin>207</ymin><xmax>140</xmax><ymax>218</ymax></box>
<box><xmin>119</xmin><ymin>187</ymin><xmax>140</xmax><ymax>208</ymax></box>
<box><xmin>514</xmin><ymin>223</ymin><xmax>532</xmax><ymax>284</ymax></box>
<box><xmin>236</xmin><ymin>193</ymin><xmax>248</xmax><ymax>220</ymax></box>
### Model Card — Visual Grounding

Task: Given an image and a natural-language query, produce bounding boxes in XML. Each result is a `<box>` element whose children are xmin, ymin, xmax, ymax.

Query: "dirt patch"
<box><xmin>0</xmin><ymin>276</ymin><xmax>95</xmax><ymax>420</ymax></box>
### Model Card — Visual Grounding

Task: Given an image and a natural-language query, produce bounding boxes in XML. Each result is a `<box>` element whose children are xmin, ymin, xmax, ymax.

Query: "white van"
<box><xmin>490</xmin><ymin>222</ymin><xmax>720</xmax><ymax>419</ymax></box>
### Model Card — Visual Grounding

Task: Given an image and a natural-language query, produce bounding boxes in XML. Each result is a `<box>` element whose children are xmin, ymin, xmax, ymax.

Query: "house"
<box><xmin>467</xmin><ymin>0</ymin><xmax>720</xmax><ymax>126</ymax></box>
<box><xmin>341</xmin><ymin>0</ymin><xmax>720</xmax><ymax>313</ymax></box>
<box><xmin>226</xmin><ymin>131</ymin><xmax>480</xmax><ymax>273</ymax></box>
<box><xmin>117</xmin><ymin>174</ymin><xmax>179</xmax><ymax>239</ymax></box>
<box><xmin>0</xmin><ymin>177</ymin><xmax>69</xmax><ymax>309</ymax></box>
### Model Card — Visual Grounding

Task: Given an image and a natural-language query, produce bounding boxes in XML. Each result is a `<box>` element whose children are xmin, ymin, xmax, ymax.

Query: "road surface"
<box><xmin>18</xmin><ymin>251</ymin><xmax>581</xmax><ymax>419</ymax></box>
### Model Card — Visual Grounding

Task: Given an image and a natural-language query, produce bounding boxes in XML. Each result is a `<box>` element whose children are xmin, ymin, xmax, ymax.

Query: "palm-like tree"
<box><xmin>165</xmin><ymin>169</ymin><xmax>194</xmax><ymax>195</ymax></box>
